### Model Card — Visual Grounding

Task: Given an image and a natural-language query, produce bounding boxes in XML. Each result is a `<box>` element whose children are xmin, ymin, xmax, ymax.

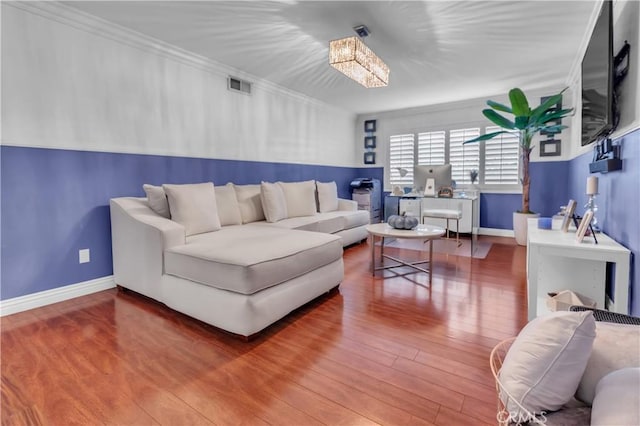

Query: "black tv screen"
<box><xmin>581</xmin><ymin>1</ymin><xmax>614</xmax><ymax>146</ymax></box>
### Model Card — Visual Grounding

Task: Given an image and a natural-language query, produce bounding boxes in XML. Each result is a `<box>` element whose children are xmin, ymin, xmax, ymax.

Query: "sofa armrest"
<box><xmin>110</xmin><ymin>198</ymin><xmax>185</xmax><ymax>299</ymax></box>
<box><xmin>337</xmin><ymin>198</ymin><xmax>358</xmax><ymax>211</ymax></box>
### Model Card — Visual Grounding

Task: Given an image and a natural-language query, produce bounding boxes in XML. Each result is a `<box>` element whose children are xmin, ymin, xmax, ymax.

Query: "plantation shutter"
<box><xmin>449</xmin><ymin>128</ymin><xmax>480</xmax><ymax>185</ymax></box>
<box><xmin>389</xmin><ymin>134</ymin><xmax>415</xmax><ymax>186</ymax></box>
<box><xmin>484</xmin><ymin>126</ymin><xmax>520</xmax><ymax>185</ymax></box>
<box><xmin>417</xmin><ymin>131</ymin><xmax>446</xmax><ymax>165</ymax></box>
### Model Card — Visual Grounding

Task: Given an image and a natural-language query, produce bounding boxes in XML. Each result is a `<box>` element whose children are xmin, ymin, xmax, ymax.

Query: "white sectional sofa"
<box><xmin>110</xmin><ymin>180</ymin><xmax>370</xmax><ymax>337</ymax></box>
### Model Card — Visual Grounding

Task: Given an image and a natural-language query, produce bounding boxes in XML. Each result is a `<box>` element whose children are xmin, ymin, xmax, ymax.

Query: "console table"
<box><xmin>526</xmin><ymin>219</ymin><xmax>631</xmax><ymax>320</ymax></box>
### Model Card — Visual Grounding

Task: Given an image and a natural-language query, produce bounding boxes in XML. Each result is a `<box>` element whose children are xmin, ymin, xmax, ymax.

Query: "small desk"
<box><xmin>366</xmin><ymin>223</ymin><xmax>445</xmax><ymax>284</ymax></box>
<box><xmin>526</xmin><ymin>219</ymin><xmax>631</xmax><ymax>320</ymax></box>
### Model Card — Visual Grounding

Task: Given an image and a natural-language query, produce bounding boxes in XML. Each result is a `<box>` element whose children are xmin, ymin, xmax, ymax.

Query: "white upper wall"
<box><xmin>1</xmin><ymin>2</ymin><xmax>359</xmax><ymax>167</ymax></box>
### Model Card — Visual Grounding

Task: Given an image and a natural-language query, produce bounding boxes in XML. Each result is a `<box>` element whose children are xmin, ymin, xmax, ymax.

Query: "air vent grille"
<box><xmin>228</xmin><ymin>76</ymin><xmax>251</xmax><ymax>94</ymax></box>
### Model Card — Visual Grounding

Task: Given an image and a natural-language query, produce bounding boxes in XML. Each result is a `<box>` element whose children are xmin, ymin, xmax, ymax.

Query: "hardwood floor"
<box><xmin>1</xmin><ymin>236</ymin><xmax>528</xmax><ymax>425</ymax></box>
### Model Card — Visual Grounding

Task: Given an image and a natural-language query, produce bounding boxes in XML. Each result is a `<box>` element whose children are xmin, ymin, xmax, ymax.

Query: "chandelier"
<box><xmin>329</xmin><ymin>27</ymin><xmax>389</xmax><ymax>88</ymax></box>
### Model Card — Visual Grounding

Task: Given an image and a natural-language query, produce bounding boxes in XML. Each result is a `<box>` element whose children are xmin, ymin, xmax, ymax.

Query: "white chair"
<box><xmin>421</xmin><ymin>203</ymin><xmax>463</xmax><ymax>247</ymax></box>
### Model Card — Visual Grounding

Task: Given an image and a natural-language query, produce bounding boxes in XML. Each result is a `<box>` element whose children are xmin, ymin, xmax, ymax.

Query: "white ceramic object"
<box><xmin>513</xmin><ymin>211</ymin><xmax>539</xmax><ymax>245</ymax></box>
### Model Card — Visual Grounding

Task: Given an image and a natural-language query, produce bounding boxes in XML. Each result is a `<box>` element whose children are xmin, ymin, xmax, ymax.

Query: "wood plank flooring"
<box><xmin>1</xmin><ymin>236</ymin><xmax>528</xmax><ymax>425</ymax></box>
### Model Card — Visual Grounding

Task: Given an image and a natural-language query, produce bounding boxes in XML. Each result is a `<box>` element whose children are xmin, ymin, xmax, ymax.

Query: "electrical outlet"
<box><xmin>79</xmin><ymin>249</ymin><xmax>90</xmax><ymax>264</ymax></box>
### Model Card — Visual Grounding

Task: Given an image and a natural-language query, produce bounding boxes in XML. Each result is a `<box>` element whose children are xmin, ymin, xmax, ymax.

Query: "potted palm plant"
<box><xmin>464</xmin><ymin>88</ymin><xmax>573</xmax><ymax>245</ymax></box>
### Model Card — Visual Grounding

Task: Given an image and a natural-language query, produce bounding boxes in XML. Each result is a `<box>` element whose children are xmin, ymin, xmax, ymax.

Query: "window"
<box><xmin>449</xmin><ymin>128</ymin><xmax>480</xmax><ymax>185</ymax></box>
<box><xmin>484</xmin><ymin>126</ymin><xmax>520</xmax><ymax>185</ymax></box>
<box><xmin>388</xmin><ymin>127</ymin><xmax>520</xmax><ymax>189</ymax></box>
<box><xmin>389</xmin><ymin>134</ymin><xmax>414</xmax><ymax>186</ymax></box>
<box><xmin>417</xmin><ymin>131</ymin><xmax>446</xmax><ymax>165</ymax></box>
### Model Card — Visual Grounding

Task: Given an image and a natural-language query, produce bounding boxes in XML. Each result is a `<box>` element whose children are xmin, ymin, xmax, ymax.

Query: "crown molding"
<box><xmin>4</xmin><ymin>1</ymin><xmax>348</xmax><ymax>114</ymax></box>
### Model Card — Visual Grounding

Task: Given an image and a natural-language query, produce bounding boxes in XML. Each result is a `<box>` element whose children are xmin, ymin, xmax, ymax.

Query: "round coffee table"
<box><xmin>366</xmin><ymin>223</ymin><xmax>446</xmax><ymax>283</ymax></box>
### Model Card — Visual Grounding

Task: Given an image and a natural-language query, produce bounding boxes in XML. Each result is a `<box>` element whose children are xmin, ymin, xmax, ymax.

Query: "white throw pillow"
<box><xmin>260</xmin><ymin>182</ymin><xmax>288</xmax><ymax>223</ymax></box>
<box><xmin>143</xmin><ymin>184</ymin><xmax>170</xmax><ymax>218</ymax></box>
<box><xmin>163</xmin><ymin>182</ymin><xmax>221</xmax><ymax>236</ymax></box>
<box><xmin>214</xmin><ymin>183</ymin><xmax>242</xmax><ymax>226</ymax></box>
<box><xmin>233</xmin><ymin>184</ymin><xmax>265</xmax><ymax>224</ymax></box>
<box><xmin>576</xmin><ymin>321</ymin><xmax>640</xmax><ymax>404</ymax></box>
<box><xmin>278</xmin><ymin>180</ymin><xmax>317</xmax><ymax>218</ymax></box>
<box><xmin>591</xmin><ymin>368</ymin><xmax>640</xmax><ymax>426</ymax></box>
<box><xmin>316</xmin><ymin>181</ymin><xmax>339</xmax><ymax>213</ymax></box>
<box><xmin>498</xmin><ymin>311</ymin><xmax>596</xmax><ymax>418</ymax></box>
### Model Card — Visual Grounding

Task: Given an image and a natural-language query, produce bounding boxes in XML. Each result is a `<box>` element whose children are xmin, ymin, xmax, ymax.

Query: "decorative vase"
<box><xmin>513</xmin><ymin>211</ymin><xmax>540</xmax><ymax>246</ymax></box>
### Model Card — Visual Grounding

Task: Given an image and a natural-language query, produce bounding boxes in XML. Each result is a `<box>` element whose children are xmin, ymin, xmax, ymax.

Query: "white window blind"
<box><xmin>389</xmin><ymin>134</ymin><xmax>415</xmax><ymax>186</ymax></box>
<box><xmin>417</xmin><ymin>131</ymin><xmax>446</xmax><ymax>165</ymax></box>
<box><xmin>484</xmin><ymin>126</ymin><xmax>520</xmax><ymax>185</ymax></box>
<box><xmin>449</xmin><ymin>128</ymin><xmax>480</xmax><ymax>185</ymax></box>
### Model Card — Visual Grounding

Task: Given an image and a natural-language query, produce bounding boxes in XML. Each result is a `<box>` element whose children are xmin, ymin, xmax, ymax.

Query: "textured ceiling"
<box><xmin>63</xmin><ymin>1</ymin><xmax>599</xmax><ymax>114</ymax></box>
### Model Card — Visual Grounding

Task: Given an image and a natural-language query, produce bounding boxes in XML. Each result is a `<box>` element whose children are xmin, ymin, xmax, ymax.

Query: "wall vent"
<box><xmin>227</xmin><ymin>76</ymin><xmax>252</xmax><ymax>94</ymax></box>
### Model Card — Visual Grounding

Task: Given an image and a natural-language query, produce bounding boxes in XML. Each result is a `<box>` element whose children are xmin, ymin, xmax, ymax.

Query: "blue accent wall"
<box><xmin>568</xmin><ymin>129</ymin><xmax>639</xmax><ymax>316</ymax></box>
<box><xmin>480</xmin><ymin>161</ymin><xmax>570</xmax><ymax>229</ymax></box>
<box><xmin>0</xmin><ymin>146</ymin><xmax>382</xmax><ymax>300</ymax></box>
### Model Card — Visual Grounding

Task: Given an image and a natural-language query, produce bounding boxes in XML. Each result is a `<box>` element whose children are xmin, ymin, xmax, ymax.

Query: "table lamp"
<box><xmin>585</xmin><ymin>176</ymin><xmax>600</xmax><ymax>231</ymax></box>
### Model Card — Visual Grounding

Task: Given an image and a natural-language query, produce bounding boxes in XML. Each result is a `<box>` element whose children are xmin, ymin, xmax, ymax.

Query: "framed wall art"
<box><xmin>364</xmin><ymin>136</ymin><xmax>376</xmax><ymax>149</ymax></box>
<box><xmin>364</xmin><ymin>152</ymin><xmax>376</xmax><ymax>164</ymax></box>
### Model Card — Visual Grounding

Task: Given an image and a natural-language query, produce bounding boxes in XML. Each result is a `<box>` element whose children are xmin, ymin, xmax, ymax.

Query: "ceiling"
<box><xmin>62</xmin><ymin>1</ymin><xmax>599</xmax><ymax>115</ymax></box>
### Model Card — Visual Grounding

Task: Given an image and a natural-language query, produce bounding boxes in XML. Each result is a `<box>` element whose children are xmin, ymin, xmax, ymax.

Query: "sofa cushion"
<box><xmin>215</xmin><ymin>183</ymin><xmax>242</xmax><ymax>226</ymax></box>
<box><xmin>233</xmin><ymin>184</ymin><xmax>265</xmax><ymax>224</ymax></box>
<box><xmin>279</xmin><ymin>180</ymin><xmax>317</xmax><ymax>218</ymax></box>
<box><xmin>321</xmin><ymin>210</ymin><xmax>370</xmax><ymax>230</ymax></box>
<box><xmin>260</xmin><ymin>182</ymin><xmax>288</xmax><ymax>223</ymax></box>
<box><xmin>165</xmin><ymin>225</ymin><xmax>343</xmax><ymax>295</ymax></box>
<box><xmin>253</xmin><ymin>214</ymin><xmax>345</xmax><ymax>234</ymax></box>
<box><xmin>591</xmin><ymin>368</ymin><xmax>640</xmax><ymax>426</ymax></box>
<box><xmin>143</xmin><ymin>184</ymin><xmax>170</xmax><ymax>218</ymax></box>
<box><xmin>163</xmin><ymin>182</ymin><xmax>221</xmax><ymax>236</ymax></box>
<box><xmin>498</xmin><ymin>311</ymin><xmax>596</xmax><ymax>417</ymax></box>
<box><xmin>316</xmin><ymin>181</ymin><xmax>339</xmax><ymax>213</ymax></box>
<box><xmin>576</xmin><ymin>321</ymin><xmax>640</xmax><ymax>404</ymax></box>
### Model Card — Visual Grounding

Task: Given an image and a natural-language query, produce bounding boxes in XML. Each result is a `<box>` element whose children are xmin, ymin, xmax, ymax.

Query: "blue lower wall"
<box><xmin>480</xmin><ymin>161</ymin><xmax>570</xmax><ymax>229</ymax></box>
<box><xmin>568</xmin><ymin>129</ymin><xmax>639</xmax><ymax>316</ymax></box>
<box><xmin>0</xmin><ymin>146</ymin><xmax>382</xmax><ymax>300</ymax></box>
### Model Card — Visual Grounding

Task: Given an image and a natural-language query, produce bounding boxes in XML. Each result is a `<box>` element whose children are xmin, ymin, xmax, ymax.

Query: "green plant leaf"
<box><xmin>530</xmin><ymin>88</ymin><xmax>568</xmax><ymax>120</ymax></box>
<box><xmin>483</xmin><ymin>109</ymin><xmax>515</xmax><ymax>129</ymax></box>
<box><xmin>487</xmin><ymin>100</ymin><xmax>512</xmax><ymax>113</ymax></box>
<box><xmin>463</xmin><ymin>130</ymin><xmax>509</xmax><ymax>144</ymax></box>
<box><xmin>509</xmin><ymin>88</ymin><xmax>530</xmax><ymax>116</ymax></box>
<box><xmin>539</xmin><ymin>108</ymin><xmax>574</xmax><ymax>124</ymax></box>
<box><xmin>514</xmin><ymin>116</ymin><xmax>529</xmax><ymax>130</ymax></box>
<box><xmin>539</xmin><ymin>124</ymin><xmax>567</xmax><ymax>134</ymax></box>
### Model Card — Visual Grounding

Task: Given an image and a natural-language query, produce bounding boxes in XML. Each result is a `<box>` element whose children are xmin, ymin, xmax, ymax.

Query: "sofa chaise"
<box><xmin>110</xmin><ymin>180</ymin><xmax>370</xmax><ymax>337</ymax></box>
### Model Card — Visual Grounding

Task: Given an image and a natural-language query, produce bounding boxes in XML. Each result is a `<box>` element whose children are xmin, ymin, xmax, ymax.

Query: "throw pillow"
<box><xmin>591</xmin><ymin>368</ymin><xmax>640</xmax><ymax>426</ymax></box>
<box><xmin>316</xmin><ymin>181</ymin><xmax>339</xmax><ymax>213</ymax></box>
<box><xmin>143</xmin><ymin>184</ymin><xmax>170</xmax><ymax>218</ymax></box>
<box><xmin>498</xmin><ymin>311</ymin><xmax>596</xmax><ymax>418</ymax></box>
<box><xmin>576</xmin><ymin>321</ymin><xmax>640</xmax><ymax>404</ymax></box>
<box><xmin>260</xmin><ymin>182</ymin><xmax>288</xmax><ymax>223</ymax></box>
<box><xmin>162</xmin><ymin>182</ymin><xmax>221</xmax><ymax>236</ymax></box>
<box><xmin>214</xmin><ymin>183</ymin><xmax>242</xmax><ymax>226</ymax></box>
<box><xmin>233</xmin><ymin>184</ymin><xmax>265</xmax><ymax>224</ymax></box>
<box><xmin>278</xmin><ymin>180</ymin><xmax>317</xmax><ymax>218</ymax></box>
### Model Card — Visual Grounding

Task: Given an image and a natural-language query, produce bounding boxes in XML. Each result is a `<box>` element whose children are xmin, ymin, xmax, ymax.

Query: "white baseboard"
<box><xmin>0</xmin><ymin>276</ymin><xmax>115</xmax><ymax>317</ymax></box>
<box><xmin>479</xmin><ymin>227</ymin><xmax>515</xmax><ymax>238</ymax></box>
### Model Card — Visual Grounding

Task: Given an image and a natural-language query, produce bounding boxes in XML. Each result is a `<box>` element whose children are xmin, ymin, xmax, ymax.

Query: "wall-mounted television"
<box><xmin>581</xmin><ymin>1</ymin><xmax>615</xmax><ymax>146</ymax></box>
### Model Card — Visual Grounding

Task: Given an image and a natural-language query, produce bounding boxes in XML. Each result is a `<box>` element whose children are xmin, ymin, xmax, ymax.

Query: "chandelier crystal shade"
<box><xmin>329</xmin><ymin>36</ymin><xmax>389</xmax><ymax>88</ymax></box>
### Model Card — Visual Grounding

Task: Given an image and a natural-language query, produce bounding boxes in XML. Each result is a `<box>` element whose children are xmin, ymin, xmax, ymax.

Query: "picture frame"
<box><xmin>364</xmin><ymin>120</ymin><xmax>376</xmax><ymax>133</ymax></box>
<box><xmin>561</xmin><ymin>199</ymin><xmax>577</xmax><ymax>232</ymax></box>
<box><xmin>364</xmin><ymin>151</ymin><xmax>376</xmax><ymax>164</ymax></box>
<box><xmin>364</xmin><ymin>136</ymin><xmax>376</xmax><ymax>149</ymax></box>
<box><xmin>540</xmin><ymin>139</ymin><xmax>561</xmax><ymax>157</ymax></box>
<box><xmin>576</xmin><ymin>210</ymin><xmax>594</xmax><ymax>242</ymax></box>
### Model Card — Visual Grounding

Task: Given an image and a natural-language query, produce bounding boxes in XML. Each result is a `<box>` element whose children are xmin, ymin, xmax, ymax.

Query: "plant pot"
<box><xmin>513</xmin><ymin>211</ymin><xmax>540</xmax><ymax>246</ymax></box>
